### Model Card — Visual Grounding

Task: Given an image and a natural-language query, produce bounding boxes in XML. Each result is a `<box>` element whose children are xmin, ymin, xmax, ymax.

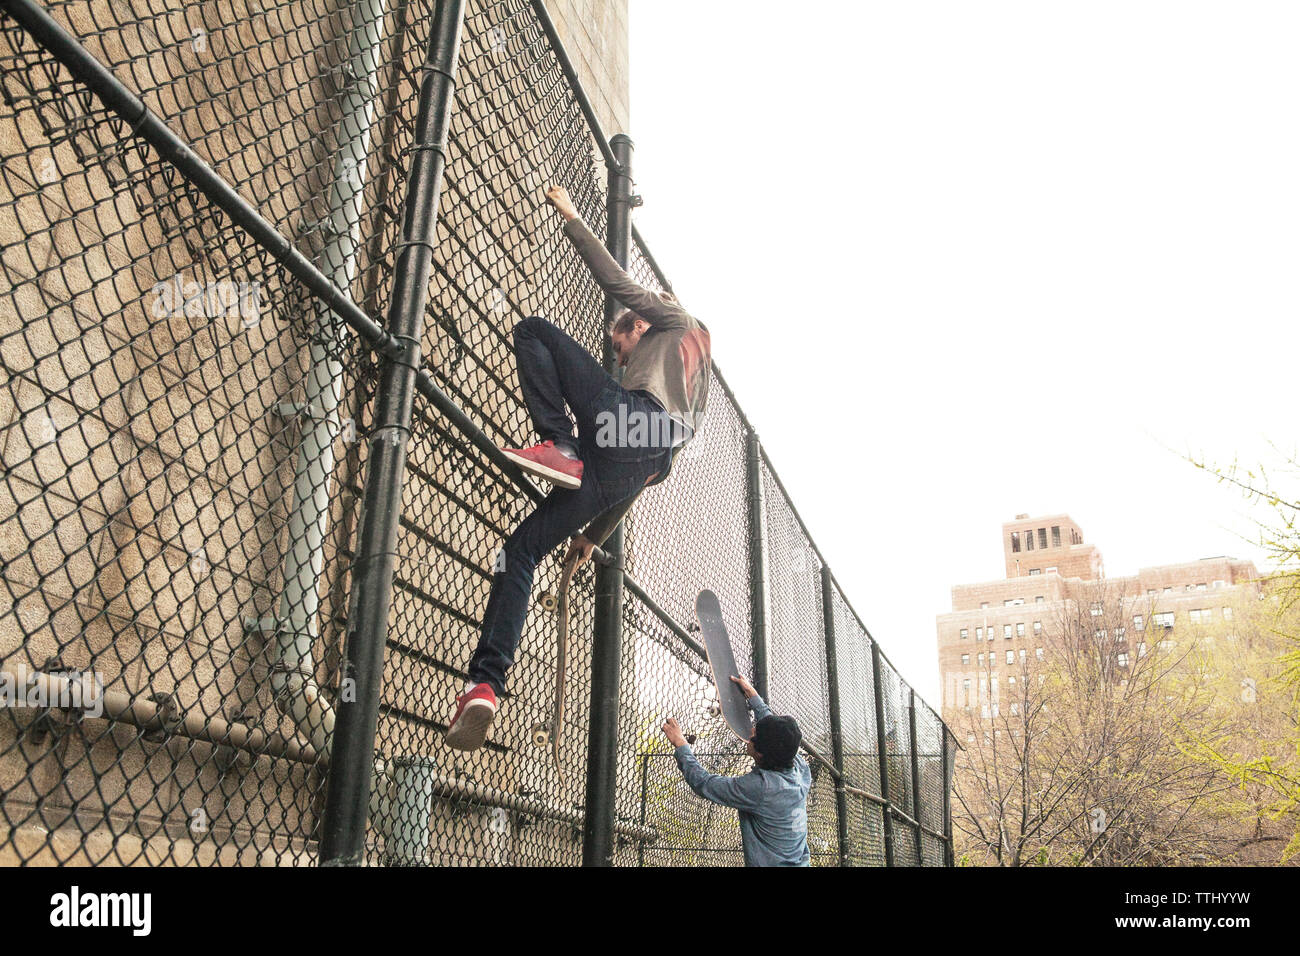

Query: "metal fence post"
<box><xmin>582</xmin><ymin>132</ymin><xmax>634</xmax><ymax>866</ymax></box>
<box><xmin>871</xmin><ymin>641</ymin><xmax>897</xmax><ymax>866</ymax></box>
<box><xmin>908</xmin><ymin>688</ymin><xmax>924</xmax><ymax>864</ymax></box>
<box><xmin>944</xmin><ymin>727</ymin><xmax>956</xmax><ymax>867</ymax></box>
<box><xmin>820</xmin><ymin>566</ymin><xmax>851</xmax><ymax>865</ymax></box>
<box><xmin>746</xmin><ymin>431</ymin><xmax>770</xmax><ymax>700</ymax></box>
<box><xmin>318</xmin><ymin>0</ymin><xmax>465</xmax><ymax>866</ymax></box>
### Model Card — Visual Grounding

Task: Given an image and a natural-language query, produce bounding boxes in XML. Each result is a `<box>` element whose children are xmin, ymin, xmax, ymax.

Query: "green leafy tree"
<box><xmin>1185</xmin><ymin>449</ymin><xmax>1300</xmax><ymax>861</ymax></box>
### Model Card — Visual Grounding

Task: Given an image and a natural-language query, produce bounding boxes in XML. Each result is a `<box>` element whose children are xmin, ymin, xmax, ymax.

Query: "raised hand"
<box><xmin>544</xmin><ymin>184</ymin><xmax>579</xmax><ymax>221</ymax></box>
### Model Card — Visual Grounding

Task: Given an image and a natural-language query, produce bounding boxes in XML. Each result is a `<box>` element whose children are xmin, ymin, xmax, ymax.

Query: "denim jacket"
<box><xmin>673</xmin><ymin>694</ymin><xmax>811</xmax><ymax>867</ymax></box>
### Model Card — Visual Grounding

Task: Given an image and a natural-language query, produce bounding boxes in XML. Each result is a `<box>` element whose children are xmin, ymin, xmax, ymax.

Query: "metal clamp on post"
<box><xmin>143</xmin><ymin>691</ymin><xmax>181</xmax><ymax>743</ymax></box>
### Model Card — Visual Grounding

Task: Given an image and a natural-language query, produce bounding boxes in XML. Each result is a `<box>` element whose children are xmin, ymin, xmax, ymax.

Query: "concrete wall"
<box><xmin>549</xmin><ymin>0</ymin><xmax>630</xmax><ymax>135</ymax></box>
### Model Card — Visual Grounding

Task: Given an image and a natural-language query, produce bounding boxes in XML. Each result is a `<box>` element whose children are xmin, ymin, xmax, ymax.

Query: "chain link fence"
<box><xmin>0</xmin><ymin>0</ymin><xmax>954</xmax><ymax>867</ymax></box>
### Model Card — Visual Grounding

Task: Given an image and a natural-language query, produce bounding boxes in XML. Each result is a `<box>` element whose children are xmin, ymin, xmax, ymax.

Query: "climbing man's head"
<box><xmin>609</xmin><ymin>310</ymin><xmax>649</xmax><ymax>366</ymax></box>
<box><xmin>749</xmin><ymin>713</ymin><xmax>802</xmax><ymax>771</ymax></box>
<box><xmin>608</xmin><ymin>292</ymin><xmax>677</xmax><ymax>366</ymax></box>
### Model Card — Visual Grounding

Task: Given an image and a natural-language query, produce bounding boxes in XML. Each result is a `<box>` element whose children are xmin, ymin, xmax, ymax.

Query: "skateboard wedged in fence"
<box><xmin>693</xmin><ymin>589</ymin><xmax>754</xmax><ymax>741</ymax></box>
<box><xmin>531</xmin><ymin>550</ymin><xmax>580</xmax><ymax>781</ymax></box>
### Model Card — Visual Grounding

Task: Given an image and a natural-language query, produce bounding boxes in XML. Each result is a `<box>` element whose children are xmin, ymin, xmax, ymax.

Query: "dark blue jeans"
<box><xmin>467</xmin><ymin>316</ymin><xmax>671</xmax><ymax>695</ymax></box>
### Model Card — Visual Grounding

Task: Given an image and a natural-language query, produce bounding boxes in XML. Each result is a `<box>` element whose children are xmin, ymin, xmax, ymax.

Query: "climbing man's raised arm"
<box><xmin>544</xmin><ymin>185</ymin><xmax>690</xmax><ymax>329</ymax></box>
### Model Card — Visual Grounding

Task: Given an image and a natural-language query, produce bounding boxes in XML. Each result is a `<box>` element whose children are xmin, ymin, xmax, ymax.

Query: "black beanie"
<box><xmin>754</xmin><ymin>714</ymin><xmax>802</xmax><ymax>770</ymax></box>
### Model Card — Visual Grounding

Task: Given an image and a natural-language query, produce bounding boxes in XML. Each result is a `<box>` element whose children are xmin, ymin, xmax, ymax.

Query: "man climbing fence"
<box><xmin>445</xmin><ymin>184</ymin><xmax>712</xmax><ymax>751</ymax></box>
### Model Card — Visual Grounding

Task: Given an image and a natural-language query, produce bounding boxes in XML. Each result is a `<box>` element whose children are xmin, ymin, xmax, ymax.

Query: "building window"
<box><xmin>1213</xmin><ymin>580</ymin><xmax>1226</xmax><ymax>589</ymax></box>
<box><xmin>1222</xmin><ymin>607</ymin><xmax>1233</xmax><ymax>621</ymax></box>
<box><xmin>1052</xmin><ymin>526</ymin><xmax>1061</xmax><ymax>548</ymax></box>
<box><xmin>1038</xmin><ymin>528</ymin><xmax>1048</xmax><ymax>549</ymax></box>
<box><xmin>1033</xmin><ymin>620</ymin><xmax>1042</xmax><ymax>635</ymax></box>
<box><xmin>1035</xmin><ymin>595</ymin><xmax>1044</xmax><ymax>603</ymax></box>
<box><xmin>1196</xmin><ymin>583</ymin><xmax>1207</xmax><ymax>591</ymax></box>
<box><xmin>960</xmin><ymin>628</ymin><xmax>969</xmax><ymax>640</ymax></box>
<box><xmin>1010</xmin><ymin>702</ymin><xmax>1020</xmax><ymax>716</ymax></box>
<box><xmin>1189</xmin><ymin>609</ymin><xmax>1211</xmax><ymax>625</ymax></box>
<box><xmin>1117</xmin><ymin>652</ymin><xmax>1129</xmax><ymax>668</ymax></box>
<box><xmin>1133</xmin><ymin>614</ymin><xmax>1145</xmax><ymax>632</ymax></box>
<box><xmin>1011</xmin><ymin>532</ymin><xmax>1021</xmax><ymax>553</ymax></box>
<box><xmin>1026</xmin><ymin>530</ymin><xmax>1034</xmax><ymax>551</ymax></box>
<box><xmin>1154</xmin><ymin>612</ymin><xmax>1175</xmax><ymax>629</ymax></box>
<box><xmin>1094</xmin><ymin>628</ymin><xmax>1107</xmax><ymax>641</ymax></box>
<box><xmin>978</xmin><ymin>653</ymin><xmax>984</xmax><ymax>665</ymax></box>
<box><xmin>1018</xmin><ymin>648</ymin><xmax>1026</xmax><ymax>662</ymax></box>
<box><xmin>975</xmin><ymin>627</ymin><xmax>983</xmax><ymax>641</ymax></box>
<box><xmin>1158</xmin><ymin>639</ymin><xmax>1174</xmax><ymax>651</ymax></box>
<box><xmin>1115</xmin><ymin>626</ymin><xmax>1126</xmax><ymax>642</ymax></box>
<box><xmin>1016</xmin><ymin>622</ymin><xmax>1025</xmax><ymax>637</ymax></box>
<box><xmin>1004</xmin><ymin>650</ymin><xmax>1013</xmax><ymax>665</ymax></box>
<box><xmin>961</xmin><ymin>654</ymin><xmax>969</xmax><ymax>665</ymax></box>
<box><xmin>1035</xmin><ymin>647</ymin><xmax>1044</xmax><ymax>660</ymax></box>
<box><xmin>963</xmin><ymin>679</ymin><xmax>972</xmax><ymax>705</ymax></box>
<box><xmin>1090</xmin><ymin>602</ymin><xmax>1104</xmax><ymax>617</ymax></box>
<box><xmin>1163</xmin><ymin>587</ymin><xmax>1172</xmax><ymax>595</ymax></box>
<box><xmin>1137</xmin><ymin>641</ymin><xmax>1147</xmax><ymax>657</ymax></box>
<box><xmin>1147</xmin><ymin>589</ymin><xmax>1156</xmax><ymax>597</ymax></box>
<box><xmin>1028</xmin><ymin>568</ymin><xmax>1041</xmax><ymax>575</ymax></box>
<box><xmin>1003</xmin><ymin>624</ymin><xmax>1012</xmax><ymax>639</ymax></box>
<box><xmin>981</xmin><ymin>602</ymin><xmax>989</xmax><ymax>610</ymax></box>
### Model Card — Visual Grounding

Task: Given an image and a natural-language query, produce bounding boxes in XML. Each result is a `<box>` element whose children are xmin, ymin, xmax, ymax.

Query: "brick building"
<box><xmin>936</xmin><ymin>512</ymin><xmax>1260</xmax><ymax>714</ymax></box>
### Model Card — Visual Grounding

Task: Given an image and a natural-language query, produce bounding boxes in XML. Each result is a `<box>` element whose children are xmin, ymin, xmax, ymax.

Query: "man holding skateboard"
<box><xmin>445</xmin><ymin>184</ymin><xmax>712</xmax><ymax>751</ymax></box>
<box><xmin>662</xmin><ymin>676</ymin><xmax>812</xmax><ymax>867</ymax></box>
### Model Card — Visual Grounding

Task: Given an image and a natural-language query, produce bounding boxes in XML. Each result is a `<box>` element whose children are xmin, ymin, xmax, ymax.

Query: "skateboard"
<box><xmin>694</xmin><ymin>589</ymin><xmax>754</xmax><ymax>741</ymax></box>
<box><xmin>530</xmin><ymin>550</ymin><xmax>580</xmax><ymax>780</ymax></box>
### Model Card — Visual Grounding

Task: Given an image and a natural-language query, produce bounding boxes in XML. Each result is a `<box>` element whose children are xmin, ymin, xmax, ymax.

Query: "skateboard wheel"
<box><xmin>540</xmin><ymin>592</ymin><xmax>558</xmax><ymax>613</ymax></box>
<box><xmin>529</xmin><ymin>721</ymin><xmax>551</xmax><ymax>747</ymax></box>
<box><xmin>706</xmin><ymin>703</ymin><xmax>721</xmax><ymax>719</ymax></box>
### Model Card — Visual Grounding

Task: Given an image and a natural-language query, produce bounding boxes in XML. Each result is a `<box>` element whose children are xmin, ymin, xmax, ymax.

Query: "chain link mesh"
<box><xmin>0</xmin><ymin>0</ymin><xmax>954</xmax><ymax>867</ymax></box>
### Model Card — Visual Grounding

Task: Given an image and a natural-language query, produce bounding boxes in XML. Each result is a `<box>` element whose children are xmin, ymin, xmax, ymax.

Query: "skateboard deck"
<box><xmin>531</xmin><ymin>550</ymin><xmax>579</xmax><ymax>780</ymax></box>
<box><xmin>694</xmin><ymin>589</ymin><xmax>753</xmax><ymax>741</ymax></box>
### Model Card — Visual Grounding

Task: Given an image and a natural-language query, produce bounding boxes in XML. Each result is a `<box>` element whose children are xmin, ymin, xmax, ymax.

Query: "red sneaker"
<box><xmin>500</xmin><ymin>440</ymin><xmax>583</xmax><ymax>490</ymax></box>
<box><xmin>445</xmin><ymin>683</ymin><xmax>498</xmax><ymax>751</ymax></box>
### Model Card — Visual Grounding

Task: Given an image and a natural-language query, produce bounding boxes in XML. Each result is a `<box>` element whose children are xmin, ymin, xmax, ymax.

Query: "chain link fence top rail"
<box><xmin>0</xmin><ymin>0</ymin><xmax>955</xmax><ymax>867</ymax></box>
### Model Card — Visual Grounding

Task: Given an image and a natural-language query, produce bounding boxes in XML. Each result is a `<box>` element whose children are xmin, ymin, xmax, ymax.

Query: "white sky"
<box><xmin>627</xmin><ymin>1</ymin><xmax>1300</xmax><ymax>705</ymax></box>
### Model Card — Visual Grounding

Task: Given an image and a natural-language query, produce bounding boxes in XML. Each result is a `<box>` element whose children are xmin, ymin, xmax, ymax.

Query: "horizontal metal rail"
<box><xmin>3</xmin><ymin>667</ymin><xmax>319</xmax><ymax>765</ymax></box>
